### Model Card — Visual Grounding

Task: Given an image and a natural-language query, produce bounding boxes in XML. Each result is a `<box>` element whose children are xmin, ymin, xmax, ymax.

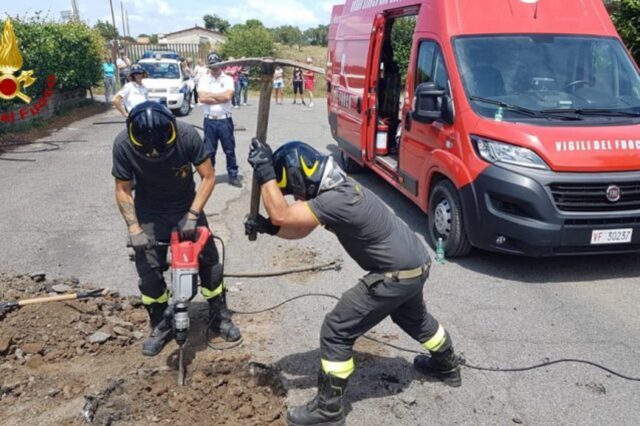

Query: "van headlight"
<box><xmin>471</xmin><ymin>136</ymin><xmax>549</xmax><ymax>170</ymax></box>
<box><xmin>168</xmin><ymin>87</ymin><xmax>180</xmax><ymax>94</ymax></box>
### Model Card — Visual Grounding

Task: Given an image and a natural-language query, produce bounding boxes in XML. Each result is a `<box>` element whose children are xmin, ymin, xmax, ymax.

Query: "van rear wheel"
<box><xmin>339</xmin><ymin>150</ymin><xmax>364</xmax><ymax>174</ymax></box>
<box><xmin>428</xmin><ymin>180</ymin><xmax>471</xmax><ymax>257</ymax></box>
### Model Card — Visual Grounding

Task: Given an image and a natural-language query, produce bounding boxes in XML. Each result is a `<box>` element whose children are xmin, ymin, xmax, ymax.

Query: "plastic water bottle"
<box><xmin>494</xmin><ymin>107</ymin><xmax>504</xmax><ymax>122</ymax></box>
<box><xmin>436</xmin><ymin>238</ymin><xmax>445</xmax><ymax>264</ymax></box>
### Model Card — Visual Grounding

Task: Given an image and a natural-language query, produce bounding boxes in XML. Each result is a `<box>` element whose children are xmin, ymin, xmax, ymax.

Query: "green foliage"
<box><xmin>203</xmin><ymin>14</ymin><xmax>230</xmax><ymax>33</ymax></box>
<box><xmin>244</xmin><ymin>19</ymin><xmax>265</xmax><ymax>30</ymax></box>
<box><xmin>94</xmin><ymin>20</ymin><xmax>119</xmax><ymax>40</ymax></box>
<box><xmin>149</xmin><ymin>34</ymin><xmax>159</xmax><ymax>44</ymax></box>
<box><xmin>221</xmin><ymin>22</ymin><xmax>275</xmax><ymax>58</ymax></box>
<box><xmin>391</xmin><ymin>16</ymin><xmax>416</xmax><ymax>84</ymax></box>
<box><xmin>611</xmin><ymin>0</ymin><xmax>640</xmax><ymax>62</ymax></box>
<box><xmin>1</xmin><ymin>16</ymin><xmax>104</xmax><ymax>112</ymax></box>
<box><xmin>303</xmin><ymin>25</ymin><xmax>329</xmax><ymax>46</ymax></box>
<box><xmin>273</xmin><ymin>25</ymin><xmax>303</xmax><ymax>47</ymax></box>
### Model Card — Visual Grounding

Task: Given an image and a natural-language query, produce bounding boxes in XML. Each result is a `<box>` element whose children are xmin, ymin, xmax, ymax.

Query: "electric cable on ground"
<box><xmin>223</xmin><ymin>292</ymin><xmax>640</xmax><ymax>382</ymax></box>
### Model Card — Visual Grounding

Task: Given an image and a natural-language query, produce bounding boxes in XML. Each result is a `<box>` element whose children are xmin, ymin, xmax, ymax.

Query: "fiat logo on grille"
<box><xmin>606</xmin><ymin>185</ymin><xmax>621</xmax><ymax>203</ymax></box>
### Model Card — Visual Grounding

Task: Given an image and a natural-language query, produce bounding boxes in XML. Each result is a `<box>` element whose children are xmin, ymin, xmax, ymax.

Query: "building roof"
<box><xmin>163</xmin><ymin>25</ymin><xmax>224</xmax><ymax>38</ymax></box>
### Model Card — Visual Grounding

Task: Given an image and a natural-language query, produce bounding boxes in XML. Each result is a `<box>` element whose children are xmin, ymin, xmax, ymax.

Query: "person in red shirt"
<box><xmin>225</xmin><ymin>58</ymin><xmax>241</xmax><ymax>109</ymax></box>
<box><xmin>303</xmin><ymin>57</ymin><xmax>316</xmax><ymax>108</ymax></box>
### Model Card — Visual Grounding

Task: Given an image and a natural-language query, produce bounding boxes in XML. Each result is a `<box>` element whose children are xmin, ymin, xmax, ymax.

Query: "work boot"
<box><xmin>229</xmin><ymin>176</ymin><xmax>242</xmax><ymax>188</ymax></box>
<box><xmin>414</xmin><ymin>346</ymin><xmax>462</xmax><ymax>387</ymax></box>
<box><xmin>208</xmin><ymin>294</ymin><xmax>241</xmax><ymax>342</ymax></box>
<box><xmin>142</xmin><ymin>303</ymin><xmax>173</xmax><ymax>357</ymax></box>
<box><xmin>287</xmin><ymin>370</ymin><xmax>347</xmax><ymax>426</ymax></box>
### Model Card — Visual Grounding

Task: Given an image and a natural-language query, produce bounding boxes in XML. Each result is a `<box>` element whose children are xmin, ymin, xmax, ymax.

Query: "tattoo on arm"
<box><xmin>117</xmin><ymin>201</ymin><xmax>138</xmax><ymax>227</ymax></box>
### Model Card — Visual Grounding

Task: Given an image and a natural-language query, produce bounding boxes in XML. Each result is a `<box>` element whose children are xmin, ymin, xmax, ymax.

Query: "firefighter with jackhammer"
<box><xmin>245</xmin><ymin>140</ymin><xmax>461</xmax><ymax>426</ymax></box>
<box><xmin>112</xmin><ymin>101</ymin><xmax>241</xmax><ymax>357</ymax></box>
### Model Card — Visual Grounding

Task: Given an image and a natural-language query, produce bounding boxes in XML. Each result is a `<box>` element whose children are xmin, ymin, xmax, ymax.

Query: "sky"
<box><xmin>3</xmin><ymin>0</ymin><xmax>339</xmax><ymax>35</ymax></box>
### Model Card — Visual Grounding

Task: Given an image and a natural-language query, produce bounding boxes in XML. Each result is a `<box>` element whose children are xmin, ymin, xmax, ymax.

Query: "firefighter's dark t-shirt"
<box><xmin>111</xmin><ymin>121</ymin><xmax>209</xmax><ymax>214</ymax></box>
<box><xmin>307</xmin><ymin>178</ymin><xmax>429</xmax><ymax>272</ymax></box>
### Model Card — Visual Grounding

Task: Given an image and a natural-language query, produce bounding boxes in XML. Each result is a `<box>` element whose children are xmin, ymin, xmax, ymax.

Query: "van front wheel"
<box><xmin>428</xmin><ymin>180</ymin><xmax>471</xmax><ymax>257</ymax></box>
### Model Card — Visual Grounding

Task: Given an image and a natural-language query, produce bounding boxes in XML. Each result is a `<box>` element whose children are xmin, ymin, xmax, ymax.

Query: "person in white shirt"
<box><xmin>197</xmin><ymin>53</ymin><xmax>241</xmax><ymax>188</ymax></box>
<box><xmin>193</xmin><ymin>58</ymin><xmax>209</xmax><ymax>105</ymax></box>
<box><xmin>113</xmin><ymin>64</ymin><xmax>149</xmax><ymax>118</ymax></box>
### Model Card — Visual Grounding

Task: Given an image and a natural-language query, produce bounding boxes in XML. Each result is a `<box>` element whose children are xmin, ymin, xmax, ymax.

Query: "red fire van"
<box><xmin>327</xmin><ymin>0</ymin><xmax>640</xmax><ymax>257</ymax></box>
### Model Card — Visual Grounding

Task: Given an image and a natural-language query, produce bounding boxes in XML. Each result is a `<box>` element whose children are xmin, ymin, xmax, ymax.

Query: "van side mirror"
<box><xmin>413</xmin><ymin>82</ymin><xmax>454</xmax><ymax>125</ymax></box>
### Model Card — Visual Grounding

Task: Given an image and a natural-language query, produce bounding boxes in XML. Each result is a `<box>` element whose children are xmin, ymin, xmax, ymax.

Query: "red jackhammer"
<box><xmin>169</xmin><ymin>226</ymin><xmax>211</xmax><ymax>385</ymax></box>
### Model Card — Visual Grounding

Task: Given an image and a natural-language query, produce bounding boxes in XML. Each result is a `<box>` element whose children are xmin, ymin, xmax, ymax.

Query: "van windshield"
<box><xmin>453</xmin><ymin>36</ymin><xmax>640</xmax><ymax>122</ymax></box>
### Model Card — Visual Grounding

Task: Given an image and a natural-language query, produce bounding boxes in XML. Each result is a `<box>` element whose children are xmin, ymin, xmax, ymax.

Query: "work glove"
<box><xmin>178</xmin><ymin>216</ymin><xmax>198</xmax><ymax>241</ymax></box>
<box><xmin>244</xmin><ymin>214</ymin><xmax>280</xmax><ymax>236</ymax></box>
<box><xmin>128</xmin><ymin>231</ymin><xmax>155</xmax><ymax>253</ymax></box>
<box><xmin>248</xmin><ymin>138</ymin><xmax>276</xmax><ymax>184</ymax></box>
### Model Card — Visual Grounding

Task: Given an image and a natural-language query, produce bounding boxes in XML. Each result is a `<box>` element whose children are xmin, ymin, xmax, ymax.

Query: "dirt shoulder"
<box><xmin>0</xmin><ymin>273</ymin><xmax>286</xmax><ymax>426</ymax></box>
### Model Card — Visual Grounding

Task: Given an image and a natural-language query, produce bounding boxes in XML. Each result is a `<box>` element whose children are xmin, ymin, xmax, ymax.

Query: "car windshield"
<box><xmin>453</xmin><ymin>35</ymin><xmax>640</xmax><ymax>121</ymax></box>
<box><xmin>140</xmin><ymin>62</ymin><xmax>181</xmax><ymax>79</ymax></box>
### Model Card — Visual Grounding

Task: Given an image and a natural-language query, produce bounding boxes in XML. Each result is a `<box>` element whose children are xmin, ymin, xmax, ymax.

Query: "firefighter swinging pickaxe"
<box><xmin>209</xmin><ymin>57</ymin><xmax>325</xmax><ymax>241</ymax></box>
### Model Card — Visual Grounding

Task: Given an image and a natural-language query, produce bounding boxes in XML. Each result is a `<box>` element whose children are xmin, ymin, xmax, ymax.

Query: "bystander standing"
<box><xmin>103</xmin><ymin>57</ymin><xmax>117</xmax><ymax>103</ymax></box>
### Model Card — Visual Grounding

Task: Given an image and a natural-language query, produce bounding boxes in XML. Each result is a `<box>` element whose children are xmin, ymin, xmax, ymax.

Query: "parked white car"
<box><xmin>138</xmin><ymin>57</ymin><xmax>193</xmax><ymax>116</ymax></box>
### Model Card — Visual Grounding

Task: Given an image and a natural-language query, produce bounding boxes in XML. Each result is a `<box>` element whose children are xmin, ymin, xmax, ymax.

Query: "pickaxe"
<box><xmin>0</xmin><ymin>288</ymin><xmax>109</xmax><ymax>319</ymax></box>
<box><xmin>209</xmin><ymin>58</ymin><xmax>325</xmax><ymax>241</ymax></box>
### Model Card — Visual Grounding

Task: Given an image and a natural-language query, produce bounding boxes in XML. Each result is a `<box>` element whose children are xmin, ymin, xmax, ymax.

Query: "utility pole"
<box><xmin>70</xmin><ymin>0</ymin><xmax>80</xmax><ymax>21</ymax></box>
<box><xmin>120</xmin><ymin>1</ymin><xmax>127</xmax><ymax>39</ymax></box>
<box><xmin>125</xmin><ymin>9</ymin><xmax>131</xmax><ymax>38</ymax></box>
<box><xmin>109</xmin><ymin>0</ymin><xmax>120</xmax><ymax>86</ymax></box>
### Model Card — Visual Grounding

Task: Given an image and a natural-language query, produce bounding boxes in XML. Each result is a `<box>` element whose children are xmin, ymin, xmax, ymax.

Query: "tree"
<box><xmin>303</xmin><ymin>25</ymin><xmax>329</xmax><ymax>46</ymax></box>
<box><xmin>245</xmin><ymin>19</ymin><xmax>264</xmax><ymax>29</ymax></box>
<box><xmin>611</xmin><ymin>0</ymin><xmax>640</xmax><ymax>62</ymax></box>
<box><xmin>203</xmin><ymin>14</ymin><xmax>230</xmax><ymax>33</ymax></box>
<box><xmin>391</xmin><ymin>16</ymin><xmax>416</xmax><ymax>84</ymax></box>
<box><xmin>274</xmin><ymin>25</ymin><xmax>303</xmax><ymax>47</ymax></box>
<box><xmin>94</xmin><ymin>19</ymin><xmax>118</xmax><ymax>40</ymax></box>
<box><xmin>149</xmin><ymin>34</ymin><xmax>159</xmax><ymax>44</ymax></box>
<box><xmin>221</xmin><ymin>23</ymin><xmax>275</xmax><ymax>58</ymax></box>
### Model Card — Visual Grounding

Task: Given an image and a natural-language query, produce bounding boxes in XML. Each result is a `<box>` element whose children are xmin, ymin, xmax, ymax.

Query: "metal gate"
<box><xmin>124</xmin><ymin>43</ymin><xmax>209</xmax><ymax>62</ymax></box>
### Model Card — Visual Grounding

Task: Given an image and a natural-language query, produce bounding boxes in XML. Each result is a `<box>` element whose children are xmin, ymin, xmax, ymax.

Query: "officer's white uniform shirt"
<box><xmin>117</xmin><ymin>82</ymin><xmax>149</xmax><ymax>112</ymax></box>
<box><xmin>197</xmin><ymin>72</ymin><xmax>234</xmax><ymax>116</ymax></box>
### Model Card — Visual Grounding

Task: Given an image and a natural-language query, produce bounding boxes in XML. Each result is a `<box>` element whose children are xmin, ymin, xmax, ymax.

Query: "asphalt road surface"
<box><xmin>1</xmin><ymin>98</ymin><xmax>638</xmax><ymax>425</ymax></box>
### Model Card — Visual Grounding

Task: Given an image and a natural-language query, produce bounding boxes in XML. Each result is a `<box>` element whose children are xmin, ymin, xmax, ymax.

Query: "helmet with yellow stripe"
<box><xmin>272</xmin><ymin>141</ymin><xmax>346</xmax><ymax>200</ymax></box>
<box><xmin>126</xmin><ymin>101</ymin><xmax>177</xmax><ymax>159</ymax></box>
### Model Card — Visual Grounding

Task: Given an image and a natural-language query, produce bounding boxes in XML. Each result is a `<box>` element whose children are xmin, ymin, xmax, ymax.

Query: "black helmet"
<box><xmin>126</xmin><ymin>101</ymin><xmax>177</xmax><ymax>159</ymax></box>
<box><xmin>129</xmin><ymin>63</ymin><xmax>145</xmax><ymax>77</ymax></box>
<box><xmin>207</xmin><ymin>52</ymin><xmax>221</xmax><ymax>67</ymax></box>
<box><xmin>272</xmin><ymin>141</ymin><xmax>346</xmax><ymax>200</ymax></box>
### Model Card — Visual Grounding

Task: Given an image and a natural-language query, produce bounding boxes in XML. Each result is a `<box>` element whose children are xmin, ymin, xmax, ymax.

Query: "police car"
<box><xmin>139</xmin><ymin>57</ymin><xmax>193</xmax><ymax>116</ymax></box>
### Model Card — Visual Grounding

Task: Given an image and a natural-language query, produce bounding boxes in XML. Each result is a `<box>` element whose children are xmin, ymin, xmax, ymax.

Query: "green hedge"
<box><xmin>1</xmin><ymin>16</ymin><xmax>103</xmax><ymax>112</ymax></box>
<box><xmin>611</xmin><ymin>0</ymin><xmax>640</xmax><ymax>63</ymax></box>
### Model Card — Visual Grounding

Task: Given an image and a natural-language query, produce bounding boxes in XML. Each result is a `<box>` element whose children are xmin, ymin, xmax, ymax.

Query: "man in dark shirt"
<box><xmin>246</xmin><ymin>140</ymin><xmax>461</xmax><ymax>426</ymax></box>
<box><xmin>112</xmin><ymin>101</ymin><xmax>241</xmax><ymax>357</ymax></box>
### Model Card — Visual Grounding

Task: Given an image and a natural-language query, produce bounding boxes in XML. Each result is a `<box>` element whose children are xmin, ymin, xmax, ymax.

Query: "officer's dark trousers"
<box><xmin>203</xmin><ymin>117</ymin><xmax>239</xmax><ymax>180</ymax></box>
<box><xmin>320</xmin><ymin>267</ymin><xmax>450</xmax><ymax>376</ymax></box>
<box><xmin>133</xmin><ymin>210</ymin><xmax>224</xmax><ymax>306</ymax></box>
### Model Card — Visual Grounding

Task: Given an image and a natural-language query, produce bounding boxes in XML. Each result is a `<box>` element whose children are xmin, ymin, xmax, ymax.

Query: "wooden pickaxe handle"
<box><xmin>248</xmin><ymin>63</ymin><xmax>276</xmax><ymax>241</ymax></box>
<box><xmin>0</xmin><ymin>289</ymin><xmax>109</xmax><ymax>317</ymax></box>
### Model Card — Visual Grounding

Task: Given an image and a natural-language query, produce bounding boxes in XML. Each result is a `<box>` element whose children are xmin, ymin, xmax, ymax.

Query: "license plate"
<box><xmin>590</xmin><ymin>229</ymin><xmax>633</xmax><ymax>245</ymax></box>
